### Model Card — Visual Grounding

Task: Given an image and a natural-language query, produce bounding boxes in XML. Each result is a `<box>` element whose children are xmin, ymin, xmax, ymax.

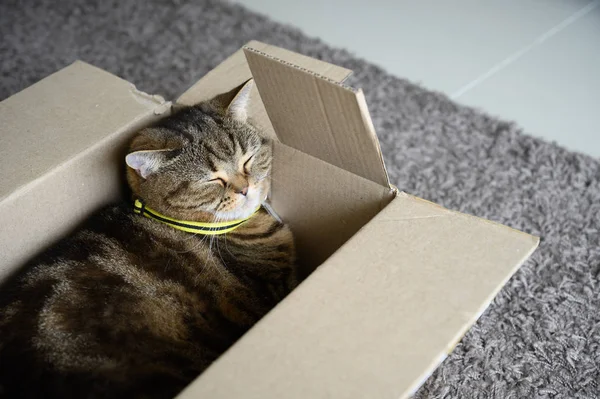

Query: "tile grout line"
<box><xmin>450</xmin><ymin>0</ymin><xmax>599</xmax><ymax>99</ymax></box>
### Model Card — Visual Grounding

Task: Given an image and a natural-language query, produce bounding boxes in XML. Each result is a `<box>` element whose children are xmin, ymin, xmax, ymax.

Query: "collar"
<box><xmin>133</xmin><ymin>199</ymin><xmax>259</xmax><ymax>235</ymax></box>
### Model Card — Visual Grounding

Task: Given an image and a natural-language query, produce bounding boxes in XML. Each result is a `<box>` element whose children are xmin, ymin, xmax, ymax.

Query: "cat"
<box><xmin>0</xmin><ymin>79</ymin><xmax>298</xmax><ymax>399</ymax></box>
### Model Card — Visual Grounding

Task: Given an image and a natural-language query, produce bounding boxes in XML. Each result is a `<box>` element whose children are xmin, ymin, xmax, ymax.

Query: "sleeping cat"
<box><xmin>0</xmin><ymin>80</ymin><xmax>298</xmax><ymax>399</ymax></box>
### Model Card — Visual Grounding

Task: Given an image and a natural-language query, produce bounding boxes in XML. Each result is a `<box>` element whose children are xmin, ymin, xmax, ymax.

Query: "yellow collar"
<box><xmin>133</xmin><ymin>199</ymin><xmax>258</xmax><ymax>235</ymax></box>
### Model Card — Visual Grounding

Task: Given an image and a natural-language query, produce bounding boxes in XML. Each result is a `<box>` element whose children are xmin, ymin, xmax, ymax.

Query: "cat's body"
<box><xmin>0</xmin><ymin>80</ymin><xmax>297</xmax><ymax>398</ymax></box>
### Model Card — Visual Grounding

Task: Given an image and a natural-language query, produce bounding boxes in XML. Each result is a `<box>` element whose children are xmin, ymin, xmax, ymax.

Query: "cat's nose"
<box><xmin>236</xmin><ymin>185</ymin><xmax>249</xmax><ymax>196</ymax></box>
<box><xmin>231</xmin><ymin>175</ymin><xmax>249</xmax><ymax>196</ymax></box>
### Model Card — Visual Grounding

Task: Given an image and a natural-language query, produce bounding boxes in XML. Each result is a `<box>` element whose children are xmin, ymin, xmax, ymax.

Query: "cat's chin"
<box><xmin>215</xmin><ymin>197</ymin><xmax>264</xmax><ymax>221</ymax></box>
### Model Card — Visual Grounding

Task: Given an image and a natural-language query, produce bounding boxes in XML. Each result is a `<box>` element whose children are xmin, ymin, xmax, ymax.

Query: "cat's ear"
<box><xmin>125</xmin><ymin>150</ymin><xmax>172</xmax><ymax>179</ymax></box>
<box><xmin>225</xmin><ymin>79</ymin><xmax>254</xmax><ymax>123</ymax></box>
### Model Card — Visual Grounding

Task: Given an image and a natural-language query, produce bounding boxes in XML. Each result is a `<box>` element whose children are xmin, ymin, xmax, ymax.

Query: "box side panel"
<box><xmin>244</xmin><ymin>47</ymin><xmax>389</xmax><ymax>187</ymax></box>
<box><xmin>0</xmin><ymin>62</ymin><xmax>168</xmax><ymax>280</ymax></box>
<box><xmin>176</xmin><ymin>41</ymin><xmax>352</xmax><ymax>143</ymax></box>
<box><xmin>271</xmin><ymin>142</ymin><xmax>393</xmax><ymax>276</ymax></box>
<box><xmin>0</xmin><ymin>61</ymin><xmax>168</xmax><ymax>201</ymax></box>
<box><xmin>0</xmin><ymin>123</ymin><xmax>147</xmax><ymax>281</ymax></box>
<box><xmin>177</xmin><ymin>193</ymin><xmax>538</xmax><ymax>399</ymax></box>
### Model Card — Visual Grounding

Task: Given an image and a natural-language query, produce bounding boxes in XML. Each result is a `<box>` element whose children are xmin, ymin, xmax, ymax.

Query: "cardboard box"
<box><xmin>0</xmin><ymin>41</ymin><xmax>538</xmax><ymax>398</ymax></box>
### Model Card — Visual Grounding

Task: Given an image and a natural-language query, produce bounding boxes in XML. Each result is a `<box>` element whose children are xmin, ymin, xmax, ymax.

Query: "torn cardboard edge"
<box><xmin>128</xmin><ymin>84</ymin><xmax>171</xmax><ymax>115</ymax></box>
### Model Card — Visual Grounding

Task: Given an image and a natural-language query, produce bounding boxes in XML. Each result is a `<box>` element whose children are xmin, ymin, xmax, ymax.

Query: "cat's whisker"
<box><xmin>222</xmin><ymin>230</ymin><xmax>234</xmax><ymax>258</ymax></box>
<box><xmin>260</xmin><ymin>174</ymin><xmax>284</xmax><ymax>186</ymax></box>
<box><xmin>214</xmin><ymin>237</ymin><xmax>228</xmax><ymax>273</ymax></box>
<box><xmin>215</xmin><ymin>219</ymin><xmax>227</xmax><ymax>269</ymax></box>
<box><xmin>196</xmin><ymin>233</ymin><xmax>212</xmax><ymax>251</ymax></box>
<box><xmin>203</xmin><ymin>219</ymin><xmax>225</xmax><ymax>277</ymax></box>
<box><xmin>174</xmin><ymin>230</ymin><xmax>214</xmax><ymax>254</ymax></box>
<box><xmin>256</xmin><ymin>173</ymin><xmax>277</xmax><ymax>183</ymax></box>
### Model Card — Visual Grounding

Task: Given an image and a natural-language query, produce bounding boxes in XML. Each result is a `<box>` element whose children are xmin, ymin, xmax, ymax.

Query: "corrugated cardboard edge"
<box><xmin>244</xmin><ymin>46</ymin><xmax>390</xmax><ymax>187</ymax></box>
<box><xmin>243</xmin><ymin>46</ymin><xmax>356</xmax><ymax>89</ymax></box>
<box><xmin>175</xmin><ymin>40</ymin><xmax>352</xmax><ymax>104</ymax></box>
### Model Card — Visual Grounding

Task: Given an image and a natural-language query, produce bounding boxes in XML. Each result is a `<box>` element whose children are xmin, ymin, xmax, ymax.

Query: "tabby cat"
<box><xmin>0</xmin><ymin>80</ymin><xmax>298</xmax><ymax>399</ymax></box>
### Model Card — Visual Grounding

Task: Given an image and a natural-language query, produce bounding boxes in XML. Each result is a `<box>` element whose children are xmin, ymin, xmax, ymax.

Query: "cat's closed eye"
<box><xmin>242</xmin><ymin>155</ymin><xmax>254</xmax><ymax>174</ymax></box>
<box><xmin>209</xmin><ymin>177</ymin><xmax>227</xmax><ymax>186</ymax></box>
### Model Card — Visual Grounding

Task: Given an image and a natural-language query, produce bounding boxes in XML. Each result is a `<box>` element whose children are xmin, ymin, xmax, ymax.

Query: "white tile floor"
<box><xmin>235</xmin><ymin>0</ymin><xmax>600</xmax><ymax>158</ymax></box>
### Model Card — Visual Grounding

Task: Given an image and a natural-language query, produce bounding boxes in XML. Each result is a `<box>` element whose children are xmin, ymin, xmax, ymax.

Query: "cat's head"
<box><xmin>125</xmin><ymin>80</ymin><xmax>271</xmax><ymax>222</ymax></box>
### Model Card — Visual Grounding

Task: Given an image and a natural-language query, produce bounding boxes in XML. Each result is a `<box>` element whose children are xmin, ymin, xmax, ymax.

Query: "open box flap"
<box><xmin>177</xmin><ymin>192</ymin><xmax>539</xmax><ymax>399</ymax></box>
<box><xmin>176</xmin><ymin>41</ymin><xmax>353</xmax><ymax>143</ymax></box>
<box><xmin>0</xmin><ymin>61</ymin><xmax>169</xmax><ymax>280</ymax></box>
<box><xmin>244</xmin><ymin>46</ymin><xmax>390</xmax><ymax>187</ymax></box>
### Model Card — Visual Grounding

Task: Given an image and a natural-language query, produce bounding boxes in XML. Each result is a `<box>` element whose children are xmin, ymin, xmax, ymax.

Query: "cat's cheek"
<box><xmin>247</xmin><ymin>187</ymin><xmax>261</xmax><ymax>206</ymax></box>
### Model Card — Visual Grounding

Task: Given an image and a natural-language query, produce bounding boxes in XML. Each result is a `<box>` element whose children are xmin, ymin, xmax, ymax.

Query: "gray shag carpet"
<box><xmin>2</xmin><ymin>0</ymin><xmax>599</xmax><ymax>398</ymax></box>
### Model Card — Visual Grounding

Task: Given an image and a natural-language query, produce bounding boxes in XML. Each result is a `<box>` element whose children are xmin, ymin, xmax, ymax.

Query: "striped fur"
<box><xmin>0</xmin><ymin>81</ymin><xmax>297</xmax><ymax>399</ymax></box>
